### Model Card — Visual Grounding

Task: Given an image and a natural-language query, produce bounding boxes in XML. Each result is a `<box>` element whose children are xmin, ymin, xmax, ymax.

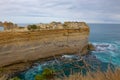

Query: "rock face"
<box><xmin>88</xmin><ymin>43</ymin><xmax>95</xmax><ymax>51</ymax></box>
<box><xmin>0</xmin><ymin>22</ymin><xmax>89</xmax><ymax>69</ymax></box>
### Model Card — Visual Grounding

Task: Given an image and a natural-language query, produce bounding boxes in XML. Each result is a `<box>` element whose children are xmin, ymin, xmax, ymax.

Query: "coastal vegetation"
<box><xmin>10</xmin><ymin>77</ymin><xmax>21</xmax><ymax>80</ymax></box>
<box><xmin>0</xmin><ymin>67</ymin><xmax>4</xmax><ymax>74</ymax></box>
<box><xmin>9</xmin><ymin>68</ymin><xmax>120</xmax><ymax>80</ymax></box>
<box><xmin>0</xmin><ymin>21</ymin><xmax>89</xmax><ymax>31</ymax></box>
<box><xmin>58</xmin><ymin>69</ymin><xmax>120</xmax><ymax>80</ymax></box>
<box><xmin>35</xmin><ymin>68</ymin><xmax>55</xmax><ymax>80</ymax></box>
<box><xmin>27</xmin><ymin>25</ymin><xmax>38</xmax><ymax>31</ymax></box>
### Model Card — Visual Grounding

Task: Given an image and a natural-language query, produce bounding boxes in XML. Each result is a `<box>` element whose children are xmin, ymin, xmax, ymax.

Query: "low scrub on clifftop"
<box><xmin>27</xmin><ymin>25</ymin><xmax>38</xmax><ymax>31</ymax></box>
<box><xmin>10</xmin><ymin>77</ymin><xmax>21</xmax><ymax>80</ymax></box>
<box><xmin>35</xmin><ymin>68</ymin><xmax>55</xmax><ymax>80</ymax></box>
<box><xmin>9</xmin><ymin>68</ymin><xmax>120</xmax><ymax>80</ymax></box>
<box><xmin>57</xmin><ymin>69</ymin><xmax>120</xmax><ymax>80</ymax></box>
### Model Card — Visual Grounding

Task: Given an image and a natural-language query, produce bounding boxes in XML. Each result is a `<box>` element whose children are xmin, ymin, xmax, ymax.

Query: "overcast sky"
<box><xmin>0</xmin><ymin>0</ymin><xmax>120</xmax><ymax>23</ymax></box>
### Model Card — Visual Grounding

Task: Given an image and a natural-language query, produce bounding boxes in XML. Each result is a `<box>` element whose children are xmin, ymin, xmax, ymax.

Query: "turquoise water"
<box><xmin>17</xmin><ymin>24</ymin><xmax>120</xmax><ymax>80</ymax></box>
<box><xmin>18</xmin><ymin>55</ymin><xmax>113</xmax><ymax>80</ymax></box>
<box><xmin>89</xmin><ymin>24</ymin><xmax>120</xmax><ymax>66</ymax></box>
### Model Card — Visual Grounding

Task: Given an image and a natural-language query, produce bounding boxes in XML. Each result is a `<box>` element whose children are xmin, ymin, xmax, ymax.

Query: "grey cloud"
<box><xmin>0</xmin><ymin>0</ymin><xmax>120</xmax><ymax>23</ymax></box>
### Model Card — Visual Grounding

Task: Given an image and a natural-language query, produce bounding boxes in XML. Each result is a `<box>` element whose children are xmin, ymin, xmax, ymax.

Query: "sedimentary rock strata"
<box><xmin>0</xmin><ymin>22</ymin><xmax>90</xmax><ymax>78</ymax></box>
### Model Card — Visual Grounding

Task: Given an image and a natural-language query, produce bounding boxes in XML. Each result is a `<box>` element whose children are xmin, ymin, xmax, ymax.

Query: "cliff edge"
<box><xmin>0</xmin><ymin>22</ymin><xmax>90</xmax><ymax>77</ymax></box>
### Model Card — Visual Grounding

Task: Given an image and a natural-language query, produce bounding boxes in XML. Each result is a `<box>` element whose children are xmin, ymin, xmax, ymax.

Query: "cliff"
<box><xmin>0</xmin><ymin>22</ymin><xmax>90</xmax><ymax>78</ymax></box>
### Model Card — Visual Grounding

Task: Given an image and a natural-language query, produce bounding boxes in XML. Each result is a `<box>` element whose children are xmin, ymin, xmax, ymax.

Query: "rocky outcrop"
<box><xmin>64</xmin><ymin>22</ymin><xmax>87</xmax><ymax>29</ymax></box>
<box><xmin>0</xmin><ymin>22</ymin><xmax>90</xmax><ymax>78</ymax></box>
<box><xmin>3</xmin><ymin>21</ymin><xmax>18</xmax><ymax>31</ymax></box>
<box><xmin>36</xmin><ymin>22</ymin><xmax>63</xmax><ymax>30</ymax></box>
<box><xmin>88</xmin><ymin>43</ymin><xmax>95</xmax><ymax>51</ymax></box>
<box><xmin>0</xmin><ymin>21</ymin><xmax>28</xmax><ymax>32</ymax></box>
<box><xmin>30</xmin><ymin>21</ymin><xmax>89</xmax><ymax>30</ymax></box>
<box><xmin>1</xmin><ymin>21</ymin><xmax>89</xmax><ymax>32</ymax></box>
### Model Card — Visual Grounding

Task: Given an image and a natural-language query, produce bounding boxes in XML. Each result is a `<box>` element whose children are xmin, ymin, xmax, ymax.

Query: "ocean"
<box><xmin>88</xmin><ymin>24</ymin><xmax>120</xmax><ymax>66</ymax></box>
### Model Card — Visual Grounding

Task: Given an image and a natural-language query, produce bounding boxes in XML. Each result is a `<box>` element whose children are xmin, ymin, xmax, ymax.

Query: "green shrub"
<box><xmin>10</xmin><ymin>77</ymin><xmax>21</xmax><ymax>80</ymax></box>
<box><xmin>0</xmin><ymin>68</ymin><xmax>4</xmax><ymax>73</ymax></box>
<box><xmin>35</xmin><ymin>74</ymin><xmax>45</xmax><ymax>80</ymax></box>
<box><xmin>27</xmin><ymin>25</ymin><xmax>38</xmax><ymax>30</ymax></box>
<box><xmin>63</xmin><ymin>24</ymin><xmax>69</xmax><ymax>29</ymax></box>
<box><xmin>42</xmin><ymin>68</ymin><xmax>55</xmax><ymax>78</ymax></box>
<box><xmin>19</xmin><ymin>27</ymin><xmax>25</xmax><ymax>29</ymax></box>
<box><xmin>35</xmin><ymin>68</ymin><xmax>55</xmax><ymax>80</ymax></box>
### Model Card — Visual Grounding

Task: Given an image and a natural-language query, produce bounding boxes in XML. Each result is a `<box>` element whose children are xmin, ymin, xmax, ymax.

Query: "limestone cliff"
<box><xmin>0</xmin><ymin>22</ymin><xmax>90</xmax><ymax>77</ymax></box>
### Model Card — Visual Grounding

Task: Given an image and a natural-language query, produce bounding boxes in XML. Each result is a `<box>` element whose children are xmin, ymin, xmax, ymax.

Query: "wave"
<box><xmin>92</xmin><ymin>42</ymin><xmax>117</xmax><ymax>52</ymax></box>
<box><xmin>92</xmin><ymin>41</ymin><xmax>120</xmax><ymax>66</ymax></box>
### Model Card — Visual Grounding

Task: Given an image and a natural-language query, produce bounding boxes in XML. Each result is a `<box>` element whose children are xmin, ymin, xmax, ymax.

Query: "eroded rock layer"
<box><xmin>0</xmin><ymin>28</ymin><xmax>89</xmax><ymax>67</ymax></box>
<box><xmin>0</xmin><ymin>22</ymin><xmax>90</xmax><ymax>79</ymax></box>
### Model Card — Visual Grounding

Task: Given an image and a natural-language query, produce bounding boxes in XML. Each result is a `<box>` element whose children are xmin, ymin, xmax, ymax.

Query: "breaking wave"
<box><xmin>92</xmin><ymin>41</ymin><xmax>120</xmax><ymax>66</ymax></box>
<box><xmin>93</xmin><ymin>42</ymin><xmax>117</xmax><ymax>52</ymax></box>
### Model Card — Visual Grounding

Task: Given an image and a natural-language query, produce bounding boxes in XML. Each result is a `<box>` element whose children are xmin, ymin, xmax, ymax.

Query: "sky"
<box><xmin>0</xmin><ymin>0</ymin><xmax>120</xmax><ymax>23</ymax></box>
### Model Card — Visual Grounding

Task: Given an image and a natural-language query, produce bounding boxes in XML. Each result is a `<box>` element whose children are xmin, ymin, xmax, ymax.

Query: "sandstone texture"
<box><xmin>0</xmin><ymin>22</ymin><xmax>90</xmax><ymax>78</ymax></box>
